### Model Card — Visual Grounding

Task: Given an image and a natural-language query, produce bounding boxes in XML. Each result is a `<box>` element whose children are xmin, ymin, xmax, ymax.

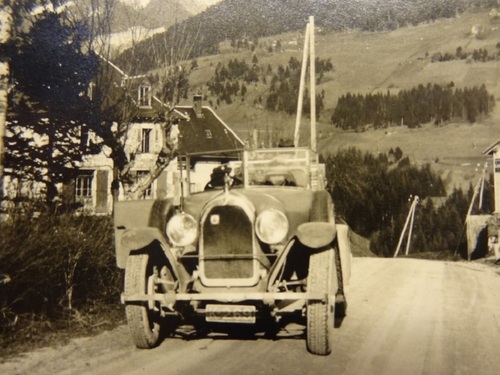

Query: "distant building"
<box><xmin>74</xmin><ymin>57</ymin><xmax>244</xmax><ymax>214</ymax></box>
<box><xmin>460</xmin><ymin>139</ymin><xmax>500</xmax><ymax>262</ymax></box>
<box><xmin>483</xmin><ymin>139</ymin><xmax>500</xmax><ymax>213</ymax></box>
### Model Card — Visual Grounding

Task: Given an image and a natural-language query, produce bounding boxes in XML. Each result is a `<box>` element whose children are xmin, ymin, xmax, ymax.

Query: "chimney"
<box><xmin>193</xmin><ymin>95</ymin><xmax>204</xmax><ymax>118</ymax></box>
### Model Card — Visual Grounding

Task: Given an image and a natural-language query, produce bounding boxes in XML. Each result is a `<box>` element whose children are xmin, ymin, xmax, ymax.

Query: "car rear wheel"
<box><xmin>125</xmin><ymin>250</ymin><xmax>170</xmax><ymax>348</ymax></box>
<box><xmin>306</xmin><ymin>247</ymin><xmax>335</xmax><ymax>355</ymax></box>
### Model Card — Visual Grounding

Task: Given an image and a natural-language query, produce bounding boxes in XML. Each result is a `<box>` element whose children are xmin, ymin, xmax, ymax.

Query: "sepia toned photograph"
<box><xmin>1</xmin><ymin>0</ymin><xmax>500</xmax><ymax>374</ymax></box>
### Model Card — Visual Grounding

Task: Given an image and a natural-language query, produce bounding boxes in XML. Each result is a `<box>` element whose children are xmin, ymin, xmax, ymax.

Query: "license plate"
<box><xmin>205</xmin><ymin>304</ymin><xmax>256</xmax><ymax>324</ymax></box>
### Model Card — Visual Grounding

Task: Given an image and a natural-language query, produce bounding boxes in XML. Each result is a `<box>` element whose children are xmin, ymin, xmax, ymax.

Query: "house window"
<box><xmin>136</xmin><ymin>171</ymin><xmax>153</xmax><ymax>199</ymax></box>
<box><xmin>75</xmin><ymin>171</ymin><xmax>93</xmax><ymax>206</ymax></box>
<box><xmin>141</xmin><ymin>128</ymin><xmax>152</xmax><ymax>153</ymax></box>
<box><xmin>139</xmin><ymin>85</ymin><xmax>151</xmax><ymax>107</ymax></box>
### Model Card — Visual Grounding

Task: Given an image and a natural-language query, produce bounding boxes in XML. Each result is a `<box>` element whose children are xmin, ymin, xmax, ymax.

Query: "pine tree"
<box><xmin>6</xmin><ymin>9</ymin><xmax>98</xmax><ymax>204</ymax></box>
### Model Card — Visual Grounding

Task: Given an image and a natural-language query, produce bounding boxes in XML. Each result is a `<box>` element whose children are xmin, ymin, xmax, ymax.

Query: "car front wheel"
<box><xmin>125</xmin><ymin>248</ymin><xmax>172</xmax><ymax>348</ymax></box>
<box><xmin>306</xmin><ymin>247</ymin><xmax>336</xmax><ymax>355</ymax></box>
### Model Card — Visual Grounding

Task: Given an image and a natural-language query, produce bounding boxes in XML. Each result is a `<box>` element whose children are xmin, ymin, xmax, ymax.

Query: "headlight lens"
<box><xmin>255</xmin><ymin>209</ymin><xmax>289</xmax><ymax>244</ymax></box>
<box><xmin>166</xmin><ymin>213</ymin><xmax>198</xmax><ymax>246</ymax></box>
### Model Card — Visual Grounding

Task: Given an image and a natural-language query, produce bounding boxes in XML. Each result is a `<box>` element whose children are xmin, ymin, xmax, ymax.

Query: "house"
<box><xmin>483</xmin><ymin>139</ymin><xmax>500</xmax><ymax>213</ymax></box>
<box><xmin>73</xmin><ymin>59</ymin><xmax>244</xmax><ymax>214</ymax></box>
<box><xmin>458</xmin><ymin>140</ymin><xmax>500</xmax><ymax>261</ymax></box>
<box><xmin>1</xmin><ymin>56</ymin><xmax>244</xmax><ymax>214</ymax></box>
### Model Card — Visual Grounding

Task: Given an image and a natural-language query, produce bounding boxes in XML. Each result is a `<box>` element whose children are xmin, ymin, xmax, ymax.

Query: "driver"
<box><xmin>204</xmin><ymin>165</ymin><xmax>242</xmax><ymax>190</ymax></box>
<box><xmin>204</xmin><ymin>165</ymin><xmax>229</xmax><ymax>190</ymax></box>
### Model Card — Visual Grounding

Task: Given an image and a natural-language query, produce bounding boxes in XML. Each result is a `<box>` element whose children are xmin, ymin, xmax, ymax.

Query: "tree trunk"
<box><xmin>128</xmin><ymin>145</ymin><xmax>176</xmax><ymax>200</ymax></box>
<box><xmin>0</xmin><ymin>6</ymin><xmax>12</xmax><ymax>199</ymax></box>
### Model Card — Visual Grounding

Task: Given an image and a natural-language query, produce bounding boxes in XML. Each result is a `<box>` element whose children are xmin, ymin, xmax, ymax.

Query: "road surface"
<box><xmin>2</xmin><ymin>257</ymin><xmax>500</xmax><ymax>375</ymax></box>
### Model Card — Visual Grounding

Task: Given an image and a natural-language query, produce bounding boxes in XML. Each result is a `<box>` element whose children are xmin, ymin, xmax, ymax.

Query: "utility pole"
<box><xmin>293</xmin><ymin>22</ymin><xmax>309</xmax><ymax>147</ymax></box>
<box><xmin>478</xmin><ymin>162</ymin><xmax>488</xmax><ymax>211</ymax></box>
<box><xmin>309</xmin><ymin>16</ymin><xmax>316</xmax><ymax>153</ymax></box>
<box><xmin>394</xmin><ymin>195</ymin><xmax>419</xmax><ymax>257</ymax></box>
<box><xmin>293</xmin><ymin>16</ymin><xmax>317</xmax><ymax>151</ymax></box>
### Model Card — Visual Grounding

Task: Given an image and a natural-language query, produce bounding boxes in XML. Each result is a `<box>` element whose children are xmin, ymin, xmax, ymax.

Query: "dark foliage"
<box><xmin>323</xmin><ymin>147</ymin><xmax>492</xmax><ymax>257</ymax></box>
<box><xmin>430</xmin><ymin>45</ymin><xmax>500</xmax><ymax>62</ymax></box>
<box><xmin>331</xmin><ymin>83</ymin><xmax>494</xmax><ymax>129</ymax></box>
<box><xmin>265</xmin><ymin>57</ymin><xmax>330</xmax><ymax>118</ymax></box>
<box><xmin>207</xmin><ymin>59</ymin><xmax>259</xmax><ymax>104</ymax></box>
<box><xmin>206</xmin><ymin>55</ymin><xmax>331</xmax><ymax>116</ymax></box>
<box><xmin>0</xmin><ymin>210</ymin><xmax>121</xmax><ymax>333</ymax></box>
<box><xmin>5</xmin><ymin>10</ymin><xmax>99</xmax><ymax>203</ymax></box>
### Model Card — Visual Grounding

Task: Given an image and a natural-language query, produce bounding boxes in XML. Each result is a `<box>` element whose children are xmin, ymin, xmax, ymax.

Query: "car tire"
<box><xmin>125</xmin><ymin>253</ymin><xmax>163</xmax><ymax>349</ymax></box>
<box><xmin>306</xmin><ymin>247</ymin><xmax>335</xmax><ymax>355</ymax></box>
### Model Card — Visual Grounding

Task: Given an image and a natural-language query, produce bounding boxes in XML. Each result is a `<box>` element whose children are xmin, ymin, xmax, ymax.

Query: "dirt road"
<box><xmin>2</xmin><ymin>257</ymin><xmax>500</xmax><ymax>375</ymax></box>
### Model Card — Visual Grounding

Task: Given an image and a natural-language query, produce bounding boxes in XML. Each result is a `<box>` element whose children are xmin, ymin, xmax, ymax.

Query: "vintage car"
<box><xmin>114</xmin><ymin>147</ymin><xmax>351</xmax><ymax>355</ymax></box>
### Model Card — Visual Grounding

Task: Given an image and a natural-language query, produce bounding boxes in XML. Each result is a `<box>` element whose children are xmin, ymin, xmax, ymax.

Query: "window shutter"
<box><xmin>154</xmin><ymin>129</ymin><xmax>160</xmax><ymax>152</ymax></box>
<box><xmin>95</xmin><ymin>170</ymin><xmax>109</xmax><ymax>214</ymax></box>
<box><xmin>62</xmin><ymin>180</ymin><xmax>76</xmax><ymax>207</ymax></box>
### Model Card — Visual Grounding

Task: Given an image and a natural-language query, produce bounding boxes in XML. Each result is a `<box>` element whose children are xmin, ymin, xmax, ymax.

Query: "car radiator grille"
<box><xmin>202</xmin><ymin>205</ymin><xmax>254</xmax><ymax>279</ymax></box>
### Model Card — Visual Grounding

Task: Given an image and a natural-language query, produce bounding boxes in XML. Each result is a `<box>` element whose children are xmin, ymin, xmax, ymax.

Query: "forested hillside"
<box><xmin>115</xmin><ymin>0</ymin><xmax>499</xmax><ymax>74</ymax></box>
<box><xmin>332</xmin><ymin>83</ymin><xmax>494</xmax><ymax>129</ymax></box>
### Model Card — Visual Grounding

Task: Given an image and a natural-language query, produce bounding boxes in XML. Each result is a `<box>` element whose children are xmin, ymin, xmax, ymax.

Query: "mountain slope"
<box><xmin>116</xmin><ymin>0</ymin><xmax>497</xmax><ymax>73</ymax></box>
<box><xmin>183</xmin><ymin>10</ymin><xmax>500</xmax><ymax>191</ymax></box>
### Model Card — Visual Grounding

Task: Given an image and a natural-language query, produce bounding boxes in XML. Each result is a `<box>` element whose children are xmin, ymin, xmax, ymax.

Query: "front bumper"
<box><xmin>121</xmin><ymin>291</ymin><xmax>328</xmax><ymax>305</ymax></box>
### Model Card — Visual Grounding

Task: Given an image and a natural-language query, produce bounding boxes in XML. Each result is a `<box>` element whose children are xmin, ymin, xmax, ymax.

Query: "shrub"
<box><xmin>0</xmin><ymin>208</ymin><xmax>121</xmax><ymax>333</ymax></box>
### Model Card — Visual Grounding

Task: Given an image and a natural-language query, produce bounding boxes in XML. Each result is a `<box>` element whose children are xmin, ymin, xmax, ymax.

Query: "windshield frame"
<box><xmin>242</xmin><ymin>147</ymin><xmax>315</xmax><ymax>189</ymax></box>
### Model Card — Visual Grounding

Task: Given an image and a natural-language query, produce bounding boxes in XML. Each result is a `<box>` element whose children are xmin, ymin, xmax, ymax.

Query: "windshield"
<box><xmin>243</xmin><ymin>148</ymin><xmax>313</xmax><ymax>188</ymax></box>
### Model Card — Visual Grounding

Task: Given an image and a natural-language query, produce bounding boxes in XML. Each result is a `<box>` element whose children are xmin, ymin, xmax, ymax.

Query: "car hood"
<box><xmin>182</xmin><ymin>187</ymin><xmax>314</xmax><ymax>235</ymax></box>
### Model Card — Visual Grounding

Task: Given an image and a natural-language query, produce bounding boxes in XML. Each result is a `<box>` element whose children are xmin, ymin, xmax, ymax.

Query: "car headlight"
<box><xmin>166</xmin><ymin>213</ymin><xmax>198</xmax><ymax>246</ymax></box>
<box><xmin>255</xmin><ymin>209</ymin><xmax>289</xmax><ymax>244</ymax></box>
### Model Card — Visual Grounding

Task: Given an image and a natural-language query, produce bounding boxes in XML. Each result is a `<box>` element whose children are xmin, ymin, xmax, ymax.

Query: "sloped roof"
<box><xmin>483</xmin><ymin>139</ymin><xmax>500</xmax><ymax>155</ymax></box>
<box><xmin>97</xmin><ymin>56</ymin><xmax>243</xmax><ymax>155</ymax></box>
<box><xmin>175</xmin><ymin>106</ymin><xmax>244</xmax><ymax>155</ymax></box>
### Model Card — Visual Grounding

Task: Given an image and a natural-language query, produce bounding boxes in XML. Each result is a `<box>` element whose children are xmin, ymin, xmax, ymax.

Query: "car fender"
<box><xmin>118</xmin><ymin>227</ymin><xmax>180</xmax><ymax>281</ymax></box>
<box><xmin>296</xmin><ymin>222</ymin><xmax>337</xmax><ymax>248</ymax></box>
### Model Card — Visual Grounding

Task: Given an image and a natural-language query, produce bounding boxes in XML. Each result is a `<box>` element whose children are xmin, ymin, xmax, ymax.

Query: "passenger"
<box><xmin>265</xmin><ymin>173</ymin><xmax>296</xmax><ymax>186</ymax></box>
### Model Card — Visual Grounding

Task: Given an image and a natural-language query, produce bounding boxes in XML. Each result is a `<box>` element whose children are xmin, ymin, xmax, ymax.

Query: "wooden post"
<box><xmin>405</xmin><ymin>196</ymin><xmax>419</xmax><ymax>256</ymax></box>
<box><xmin>309</xmin><ymin>16</ymin><xmax>316</xmax><ymax>153</ymax></box>
<box><xmin>478</xmin><ymin>163</ymin><xmax>487</xmax><ymax>211</ymax></box>
<box><xmin>394</xmin><ymin>195</ymin><xmax>419</xmax><ymax>257</ymax></box>
<box><xmin>294</xmin><ymin>22</ymin><xmax>310</xmax><ymax>148</ymax></box>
